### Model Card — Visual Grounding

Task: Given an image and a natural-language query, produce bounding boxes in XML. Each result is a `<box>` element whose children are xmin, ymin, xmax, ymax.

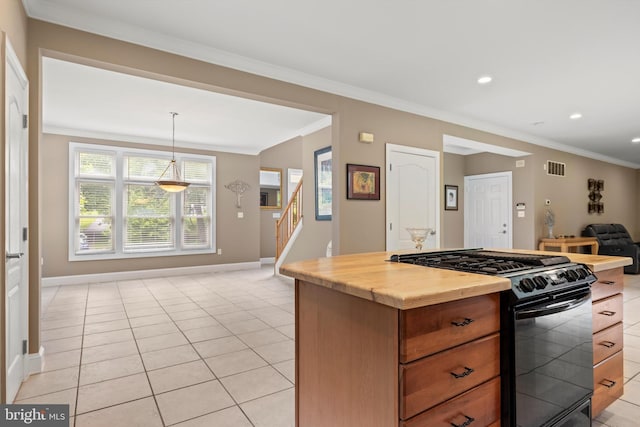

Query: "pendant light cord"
<box><xmin>171</xmin><ymin>111</ymin><xmax>178</xmax><ymax>161</ymax></box>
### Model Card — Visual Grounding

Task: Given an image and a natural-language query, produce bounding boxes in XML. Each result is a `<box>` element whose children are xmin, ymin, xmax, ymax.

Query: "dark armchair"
<box><xmin>582</xmin><ymin>223</ymin><xmax>640</xmax><ymax>274</ymax></box>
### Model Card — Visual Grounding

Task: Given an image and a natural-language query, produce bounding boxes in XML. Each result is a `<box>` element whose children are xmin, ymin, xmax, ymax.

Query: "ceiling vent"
<box><xmin>547</xmin><ymin>160</ymin><xmax>566</xmax><ymax>177</ymax></box>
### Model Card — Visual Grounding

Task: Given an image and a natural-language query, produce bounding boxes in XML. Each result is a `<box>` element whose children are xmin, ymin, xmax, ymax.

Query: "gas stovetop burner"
<box><xmin>389</xmin><ymin>249</ymin><xmax>596</xmax><ymax>301</ymax></box>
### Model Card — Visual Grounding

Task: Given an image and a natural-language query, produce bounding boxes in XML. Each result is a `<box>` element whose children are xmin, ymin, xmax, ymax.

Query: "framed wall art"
<box><xmin>346</xmin><ymin>164</ymin><xmax>380</xmax><ymax>200</ymax></box>
<box><xmin>445</xmin><ymin>184</ymin><xmax>458</xmax><ymax>210</ymax></box>
<box><xmin>314</xmin><ymin>146</ymin><xmax>332</xmax><ymax>220</ymax></box>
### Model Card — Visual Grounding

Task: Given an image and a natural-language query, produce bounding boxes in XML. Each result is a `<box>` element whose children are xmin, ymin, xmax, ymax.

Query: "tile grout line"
<box><xmin>72</xmin><ymin>283</ymin><xmax>90</xmax><ymax>426</ymax></box>
<box><xmin>143</xmin><ymin>275</ymin><xmax>259</xmax><ymax>427</ymax></box>
<box><xmin>116</xmin><ymin>279</ymin><xmax>170</xmax><ymax>427</ymax></box>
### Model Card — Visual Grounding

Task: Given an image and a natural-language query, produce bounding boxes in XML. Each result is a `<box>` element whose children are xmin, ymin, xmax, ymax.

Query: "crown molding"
<box><xmin>26</xmin><ymin>0</ymin><xmax>640</xmax><ymax>169</ymax></box>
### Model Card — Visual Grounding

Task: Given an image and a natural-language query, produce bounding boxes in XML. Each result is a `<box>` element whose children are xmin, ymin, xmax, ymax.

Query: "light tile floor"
<box><xmin>16</xmin><ymin>267</ymin><xmax>640</xmax><ymax>426</ymax></box>
<box><xmin>18</xmin><ymin>267</ymin><xmax>295</xmax><ymax>426</ymax></box>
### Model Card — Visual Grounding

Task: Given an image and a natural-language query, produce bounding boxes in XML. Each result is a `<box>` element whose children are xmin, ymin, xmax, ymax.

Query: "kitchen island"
<box><xmin>280</xmin><ymin>250</ymin><xmax>631</xmax><ymax>427</ymax></box>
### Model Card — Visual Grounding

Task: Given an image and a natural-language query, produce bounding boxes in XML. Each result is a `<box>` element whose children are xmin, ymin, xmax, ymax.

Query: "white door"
<box><xmin>386</xmin><ymin>144</ymin><xmax>440</xmax><ymax>251</ymax></box>
<box><xmin>464</xmin><ymin>172</ymin><xmax>512</xmax><ymax>249</ymax></box>
<box><xmin>5</xmin><ymin>39</ymin><xmax>29</xmax><ymax>403</ymax></box>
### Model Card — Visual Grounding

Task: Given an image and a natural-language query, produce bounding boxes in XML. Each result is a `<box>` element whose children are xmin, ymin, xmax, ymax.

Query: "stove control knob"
<box><xmin>519</xmin><ymin>278</ymin><xmax>535</xmax><ymax>293</ymax></box>
<box><xmin>577</xmin><ymin>268</ymin><xmax>589</xmax><ymax>279</ymax></box>
<box><xmin>533</xmin><ymin>276</ymin><xmax>548</xmax><ymax>290</ymax></box>
<box><xmin>566</xmin><ymin>270</ymin><xmax>579</xmax><ymax>282</ymax></box>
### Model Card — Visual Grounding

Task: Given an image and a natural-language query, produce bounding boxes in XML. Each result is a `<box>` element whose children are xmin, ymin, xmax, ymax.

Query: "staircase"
<box><xmin>275</xmin><ymin>178</ymin><xmax>303</xmax><ymax>264</ymax></box>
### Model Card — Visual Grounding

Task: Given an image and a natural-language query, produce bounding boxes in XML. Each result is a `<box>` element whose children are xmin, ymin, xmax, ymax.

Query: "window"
<box><xmin>69</xmin><ymin>143</ymin><xmax>216</xmax><ymax>260</ymax></box>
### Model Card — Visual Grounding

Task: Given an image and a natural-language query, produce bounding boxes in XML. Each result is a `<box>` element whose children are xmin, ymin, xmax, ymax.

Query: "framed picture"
<box><xmin>347</xmin><ymin>164</ymin><xmax>380</xmax><ymax>200</ymax></box>
<box><xmin>314</xmin><ymin>146</ymin><xmax>332</xmax><ymax>220</ymax></box>
<box><xmin>445</xmin><ymin>184</ymin><xmax>458</xmax><ymax>210</ymax></box>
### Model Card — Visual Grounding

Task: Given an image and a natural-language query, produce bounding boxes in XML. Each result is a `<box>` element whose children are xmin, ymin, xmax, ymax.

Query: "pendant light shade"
<box><xmin>156</xmin><ymin>112</ymin><xmax>190</xmax><ymax>192</ymax></box>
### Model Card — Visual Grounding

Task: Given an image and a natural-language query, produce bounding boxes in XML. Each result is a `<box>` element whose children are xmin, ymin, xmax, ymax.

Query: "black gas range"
<box><xmin>389</xmin><ymin>249</ymin><xmax>595</xmax><ymax>302</ymax></box>
<box><xmin>390</xmin><ymin>249</ymin><xmax>596</xmax><ymax>427</ymax></box>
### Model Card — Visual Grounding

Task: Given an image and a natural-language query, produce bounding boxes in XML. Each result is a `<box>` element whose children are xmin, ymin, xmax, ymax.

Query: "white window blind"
<box><xmin>69</xmin><ymin>143</ymin><xmax>216</xmax><ymax>260</ymax></box>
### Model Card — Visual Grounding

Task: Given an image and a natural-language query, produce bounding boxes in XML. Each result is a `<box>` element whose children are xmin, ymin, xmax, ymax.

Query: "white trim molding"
<box><xmin>26</xmin><ymin>346</ymin><xmax>45</xmax><ymax>376</ymax></box>
<box><xmin>42</xmin><ymin>261</ymin><xmax>261</xmax><ymax>287</ymax></box>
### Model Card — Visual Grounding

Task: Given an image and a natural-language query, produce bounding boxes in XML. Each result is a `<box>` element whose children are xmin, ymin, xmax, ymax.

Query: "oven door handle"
<box><xmin>516</xmin><ymin>290</ymin><xmax>591</xmax><ymax>320</ymax></box>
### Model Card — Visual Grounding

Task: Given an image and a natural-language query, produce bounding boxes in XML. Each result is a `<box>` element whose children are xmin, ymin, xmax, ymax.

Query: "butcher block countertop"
<box><xmin>279</xmin><ymin>249</ymin><xmax>631</xmax><ymax>310</ymax></box>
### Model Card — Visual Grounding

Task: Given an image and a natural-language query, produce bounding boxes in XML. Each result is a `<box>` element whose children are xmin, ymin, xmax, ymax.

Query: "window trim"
<box><xmin>68</xmin><ymin>142</ymin><xmax>216</xmax><ymax>261</ymax></box>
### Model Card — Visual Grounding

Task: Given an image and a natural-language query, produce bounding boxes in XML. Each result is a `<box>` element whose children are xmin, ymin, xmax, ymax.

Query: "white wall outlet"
<box><xmin>517</xmin><ymin>211</ymin><xmax>525</xmax><ymax>218</ymax></box>
<box><xmin>217</xmin><ymin>248</ymin><xmax>222</xmax><ymax>255</ymax></box>
<box><xmin>515</xmin><ymin>160</ymin><xmax>525</xmax><ymax>168</ymax></box>
<box><xmin>272</xmin><ymin>212</ymin><xmax>281</xmax><ymax>219</ymax></box>
<box><xmin>237</xmin><ymin>212</ymin><xmax>244</xmax><ymax>219</ymax></box>
<box><xmin>545</xmin><ymin>199</ymin><xmax>551</xmax><ymax>206</ymax></box>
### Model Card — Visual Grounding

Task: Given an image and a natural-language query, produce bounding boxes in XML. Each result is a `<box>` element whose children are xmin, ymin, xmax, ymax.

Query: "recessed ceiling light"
<box><xmin>569</xmin><ymin>113</ymin><xmax>583</xmax><ymax>120</ymax></box>
<box><xmin>632</xmin><ymin>137</ymin><xmax>640</xmax><ymax>144</ymax></box>
<box><xmin>477</xmin><ymin>76</ymin><xmax>493</xmax><ymax>85</ymax></box>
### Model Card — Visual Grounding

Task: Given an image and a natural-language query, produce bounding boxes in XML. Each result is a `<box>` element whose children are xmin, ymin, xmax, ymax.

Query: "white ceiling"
<box><xmin>25</xmin><ymin>0</ymin><xmax>640</xmax><ymax>166</ymax></box>
<box><xmin>42</xmin><ymin>58</ymin><xmax>329</xmax><ymax>154</ymax></box>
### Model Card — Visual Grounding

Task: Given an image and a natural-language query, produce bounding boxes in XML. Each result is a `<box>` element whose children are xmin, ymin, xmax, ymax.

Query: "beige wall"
<box><xmin>41</xmin><ymin>134</ymin><xmax>261</xmax><ymax>277</ymax></box>
<box><xmin>464</xmin><ymin>152</ymin><xmax>535</xmax><ymax>249</ymax></box>
<box><xmin>533</xmin><ymin>148</ymin><xmax>638</xmax><ymax>241</ymax></box>
<box><xmin>283</xmin><ymin>126</ymin><xmax>332</xmax><ymax>263</ymax></box>
<box><xmin>259</xmin><ymin>136</ymin><xmax>303</xmax><ymax>258</ymax></box>
<box><xmin>442</xmin><ymin>153</ymin><xmax>464</xmax><ymax>248</ymax></box>
<box><xmin>0</xmin><ymin>0</ymin><xmax>28</xmax><ymax>68</ymax></box>
<box><xmin>441</xmin><ymin>149</ymin><xmax>638</xmax><ymax>250</ymax></box>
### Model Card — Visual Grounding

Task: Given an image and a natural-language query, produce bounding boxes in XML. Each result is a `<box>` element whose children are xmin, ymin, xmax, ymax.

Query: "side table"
<box><xmin>538</xmin><ymin>237</ymin><xmax>599</xmax><ymax>254</ymax></box>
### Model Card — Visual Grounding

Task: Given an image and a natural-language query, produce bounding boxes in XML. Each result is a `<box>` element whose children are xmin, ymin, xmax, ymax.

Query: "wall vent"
<box><xmin>547</xmin><ymin>160</ymin><xmax>566</xmax><ymax>177</ymax></box>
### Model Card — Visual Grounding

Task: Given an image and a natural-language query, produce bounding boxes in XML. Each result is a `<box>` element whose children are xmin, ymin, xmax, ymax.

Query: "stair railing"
<box><xmin>276</xmin><ymin>178</ymin><xmax>303</xmax><ymax>261</ymax></box>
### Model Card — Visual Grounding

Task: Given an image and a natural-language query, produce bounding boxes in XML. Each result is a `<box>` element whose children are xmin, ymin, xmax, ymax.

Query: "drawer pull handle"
<box><xmin>451</xmin><ymin>366</ymin><xmax>474</xmax><ymax>379</ymax></box>
<box><xmin>600</xmin><ymin>280</ymin><xmax>616</xmax><ymax>285</ymax></box>
<box><xmin>599</xmin><ymin>310</ymin><xmax>616</xmax><ymax>316</ymax></box>
<box><xmin>451</xmin><ymin>318</ymin><xmax>474</xmax><ymax>327</ymax></box>
<box><xmin>599</xmin><ymin>341</ymin><xmax>616</xmax><ymax>348</ymax></box>
<box><xmin>600</xmin><ymin>379</ymin><xmax>616</xmax><ymax>389</ymax></box>
<box><xmin>451</xmin><ymin>415</ymin><xmax>475</xmax><ymax>427</ymax></box>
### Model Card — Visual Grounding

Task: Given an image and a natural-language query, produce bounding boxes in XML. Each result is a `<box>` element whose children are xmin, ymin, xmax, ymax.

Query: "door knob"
<box><xmin>501</xmin><ymin>230</ymin><xmax>507</xmax><ymax>234</ymax></box>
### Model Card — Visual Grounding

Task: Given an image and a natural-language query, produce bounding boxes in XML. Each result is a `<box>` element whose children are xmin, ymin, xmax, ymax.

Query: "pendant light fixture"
<box><xmin>155</xmin><ymin>112</ymin><xmax>190</xmax><ymax>192</ymax></box>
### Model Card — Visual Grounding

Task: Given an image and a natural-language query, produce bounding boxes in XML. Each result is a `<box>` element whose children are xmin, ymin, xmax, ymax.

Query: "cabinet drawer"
<box><xmin>401</xmin><ymin>377</ymin><xmax>500</xmax><ymax>427</ymax></box>
<box><xmin>591</xmin><ymin>268</ymin><xmax>623</xmax><ymax>301</ymax></box>
<box><xmin>593</xmin><ymin>351</ymin><xmax>624</xmax><ymax>417</ymax></box>
<box><xmin>400</xmin><ymin>333</ymin><xmax>500</xmax><ymax>420</ymax></box>
<box><xmin>400</xmin><ymin>294</ymin><xmax>500</xmax><ymax>363</ymax></box>
<box><xmin>593</xmin><ymin>323</ymin><xmax>623</xmax><ymax>365</ymax></box>
<box><xmin>592</xmin><ymin>294</ymin><xmax>623</xmax><ymax>333</ymax></box>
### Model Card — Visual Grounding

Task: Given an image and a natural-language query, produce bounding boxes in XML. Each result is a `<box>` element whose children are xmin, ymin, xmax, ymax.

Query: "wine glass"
<box><xmin>406</xmin><ymin>227</ymin><xmax>432</xmax><ymax>251</ymax></box>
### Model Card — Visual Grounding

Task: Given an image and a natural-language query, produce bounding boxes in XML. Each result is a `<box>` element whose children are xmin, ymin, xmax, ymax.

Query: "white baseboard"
<box><xmin>260</xmin><ymin>257</ymin><xmax>275</xmax><ymax>265</ymax></box>
<box><xmin>42</xmin><ymin>261</ymin><xmax>261</xmax><ymax>287</ymax></box>
<box><xmin>26</xmin><ymin>346</ymin><xmax>44</xmax><ymax>376</ymax></box>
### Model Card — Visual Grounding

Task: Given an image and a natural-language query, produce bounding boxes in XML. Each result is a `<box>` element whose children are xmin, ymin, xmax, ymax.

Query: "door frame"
<box><xmin>463</xmin><ymin>171</ymin><xmax>513</xmax><ymax>248</ymax></box>
<box><xmin>385</xmin><ymin>143</ymin><xmax>441</xmax><ymax>250</ymax></box>
<box><xmin>3</xmin><ymin>35</ymin><xmax>30</xmax><ymax>403</ymax></box>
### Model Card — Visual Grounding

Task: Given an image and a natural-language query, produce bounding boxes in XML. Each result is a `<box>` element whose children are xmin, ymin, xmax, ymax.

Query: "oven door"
<box><xmin>513</xmin><ymin>289</ymin><xmax>593</xmax><ymax>427</ymax></box>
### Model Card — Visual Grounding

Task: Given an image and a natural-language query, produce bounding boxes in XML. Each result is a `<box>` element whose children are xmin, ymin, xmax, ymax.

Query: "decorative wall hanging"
<box><xmin>346</xmin><ymin>164</ymin><xmax>380</xmax><ymax>200</ymax></box>
<box><xmin>587</xmin><ymin>178</ymin><xmax>604</xmax><ymax>214</ymax></box>
<box><xmin>225</xmin><ymin>179</ymin><xmax>251</xmax><ymax>208</ymax></box>
<box><xmin>444</xmin><ymin>185</ymin><xmax>458</xmax><ymax>211</ymax></box>
<box><xmin>314</xmin><ymin>147</ymin><xmax>332</xmax><ymax>220</ymax></box>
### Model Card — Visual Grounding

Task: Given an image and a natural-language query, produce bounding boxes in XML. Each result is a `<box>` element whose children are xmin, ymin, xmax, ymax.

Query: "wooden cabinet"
<box><xmin>296</xmin><ymin>281</ymin><xmax>500</xmax><ymax>427</ymax></box>
<box><xmin>399</xmin><ymin>295</ymin><xmax>501</xmax><ymax>425</ymax></box>
<box><xmin>591</xmin><ymin>267</ymin><xmax>624</xmax><ymax>418</ymax></box>
<box><xmin>401</xmin><ymin>377</ymin><xmax>501</xmax><ymax>427</ymax></box>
